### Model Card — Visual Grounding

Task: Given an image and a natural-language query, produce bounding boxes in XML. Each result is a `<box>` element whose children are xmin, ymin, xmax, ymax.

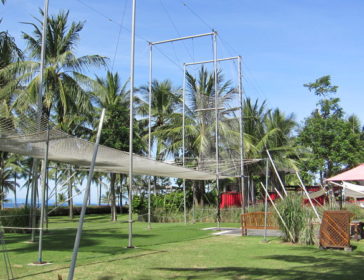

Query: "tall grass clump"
<box><xmin>276</xmin><ymin>194</ymin><xmax>312</xmax><ymax>243</ymax></box>
<box><xmin>344</xmin><ymin>203</ymin><xmax>364</xmax><ymax>219</ymax></box>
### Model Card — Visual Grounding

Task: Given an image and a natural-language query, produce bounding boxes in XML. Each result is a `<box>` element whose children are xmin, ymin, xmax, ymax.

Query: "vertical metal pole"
<box><xmin>238</xmin><ymin>56</ymin><xmax>245</xmax><ymax>215</ymax></box>
<box><xmin>67</xmin><ymin>109</ymin><xmax>105</xmax><ymax>280</ymax></box>
<box><xmin>264</xmin><ymin>158</ymin><xmax>269</xmax><ymax>242</ymax></box>
<box><xmin>147</xmin><ymin>43</ymin><xmax>152</xmax><ymax>229</ymax></box>
<box><xmin>182</xmin><ymin>64</ymin><xmax>187</xmax><ymax>224</ymax></box>
<box><xmin>38</xmin><ymin>0</ymin><xmax>49</xmax><ymax>111</ymax></box>
<box><xmin>31</xmin><ymin>0</ymin><xmax>49</xmax><ymax>244</ymax></box>
<box><xmin>128</xmin><ymin>0</ymin><xmax>137</xmax><ymax>249</ymax></box>
<box><xmin>213</xmin><ymin>31</ymin><xmax>220</xmax><ymax>229</ymax></box>
<box><xmin>37</xmin><ymin>125</ymin><xmax>50</xmax><ymax>263</ymax></box>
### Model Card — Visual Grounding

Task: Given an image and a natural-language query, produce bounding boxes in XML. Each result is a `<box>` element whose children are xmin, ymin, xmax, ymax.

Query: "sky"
<box><xmin>2</xmin><ymin>0</ymin><xmax>364</xmax><ymax>202</ymax></box>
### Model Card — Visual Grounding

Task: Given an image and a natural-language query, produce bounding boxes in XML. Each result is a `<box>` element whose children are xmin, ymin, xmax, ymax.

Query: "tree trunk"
<box><xmin>119</xmin><ymin>175</ymin><xmax>124</xmax><ymax>211</ymax></box>
<box><xmin>110</xmin><ymin>173</ymin><xmax>117</xmax><ymax>221</ymax></box>
<box><xmin>0</xmin><ymin>184</ymin><xmax>3</xmax><ymax>210</ymax></box>
<box><xmin>99</xmin><ymin>183</ymin><xmax>102</xmax><ymax>206</ymax></box>
<box><xmin>25</xmin><ymin>182</ymin><xmax>30</xmax><ymax>207</ymax></box>
<box><xmin>192</xmin><ymin>181</ymin><xmax>198</xmax><ymax>208</ymax></box>
<box><xmin>68</xmin><ymin>170</ymin><xmax>73</xmax><ymax>219</ymax></box>
<box><xmin>54</xmin><ymin>168</ymin><xmax>58</xmax><ymax>207</ymax></box>
<box><xmin>14</xmin><ymin>174</ymin><xmax>17</xmax><ymax>207</ymax></box>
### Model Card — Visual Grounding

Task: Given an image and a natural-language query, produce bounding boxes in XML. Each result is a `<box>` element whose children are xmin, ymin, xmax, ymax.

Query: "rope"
<box><xmin>111</xmin><ymin>0</ymin><xmax>128</xmax><ymax>71</ymax></box>
<box><xmin>180</xmin><ymin>1</ymin><xmax>213</xmax><ymax>30</ymax></box>
<box><xmin>159</xmin><ymin>0</ymin><xmax>194</xmax><ymax>62</ymax></box>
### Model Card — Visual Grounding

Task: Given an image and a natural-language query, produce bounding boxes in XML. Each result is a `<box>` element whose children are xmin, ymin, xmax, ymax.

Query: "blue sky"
<box><xmin>2</xmin><ymin>0</ymin><xmax>364</xmax><ymax>202</ymax></box>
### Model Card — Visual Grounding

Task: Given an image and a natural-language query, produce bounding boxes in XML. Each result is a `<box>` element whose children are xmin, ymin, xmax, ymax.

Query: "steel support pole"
<box><xmin>147</xmin><ymin>43</ymin><xmax>152</xmax><ymax>229</ymax></box>
<box><xmin>263</xmin><ymin>158</ymin><xmax>269</xmax><ymax>242</ymax></box>
<box><xmin>31</xmin><ymin>0</ymin><xmax>49</xmax><ymax>245</ymax></box>
<box><xmin>238</xmin><ymin>56</ymin><xmax>245</xmax><ymax>214</ymax></box>
<box><xmin>128</xmin><ymin>0</ymin><xmax>137</xmax><ymax>249</ymax></box>
<box><xmin>37</xmin><ymin>125</ymin><xmax>49</xmax><ymax>263</ymax></box>
<box><xmin>38</xmin><ymin>0</ymin><xmax>49</xmax><ymax>111</ymax></box>
<box><xmin>213</xmin><ymin>31</ymin><xmax>220</xmax><ymax>229</ymax></box>
<box><xmin>182</xmin><ymin>64</ymin><xmax>187</xmax><ymax>224</ymax></box>
<box><xmin>296</xmin><ymin>171</ymin><xmax>320</xmax><ymax>221</ymax></box>
<box><xmin>67</xmin><ymin>109</ymin><xmax>105</xmax><ymax>280</ymax></box>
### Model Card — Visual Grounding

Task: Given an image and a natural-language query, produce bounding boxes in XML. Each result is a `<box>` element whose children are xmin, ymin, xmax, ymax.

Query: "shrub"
<box><xmin>344</xmin><ymin>203</ymin><xmax>364</xmax><ymax>220</ymax></box>
<box><xmin>48</xmin><ymin>205</ymin><xmax>128</xmax><ymax>216</ymax></box>
<box><xmin>0</xmin><ymin>207</ymin><xmax>39</xmax><ymax>233</ymax></box>
<box><xmin>275</xmin><ymin>194</ymin><xmax>307</xmax><ymax>243</ymax></box>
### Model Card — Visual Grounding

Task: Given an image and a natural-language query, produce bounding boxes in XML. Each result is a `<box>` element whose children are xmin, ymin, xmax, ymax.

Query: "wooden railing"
<box><xmin>240</xmin><ymin>211</ymin><xmax>278</xmax><ymax>230</ymax></box>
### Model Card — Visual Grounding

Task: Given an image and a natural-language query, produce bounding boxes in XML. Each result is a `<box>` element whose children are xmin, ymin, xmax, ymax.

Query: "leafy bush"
<box><xmin>0</xmin><ymin>207</ymin><xmax>39</xmax><ymax>233</ymax></box>
<box><xmin>48</xmin><ymin>205</ymin><xmax>128</xmax><ymax>216</ymax></box>
<box><xmin>137</xmin><ymin>206</ymin><xmax>242</xmax><ymax>223</ymax></box>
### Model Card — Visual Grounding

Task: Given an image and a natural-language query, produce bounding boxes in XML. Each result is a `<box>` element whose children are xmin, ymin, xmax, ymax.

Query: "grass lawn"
<box><xmin>2</xmin><ymin>214</ymin><xmax>364</xmax><ymax>280</ymax></box>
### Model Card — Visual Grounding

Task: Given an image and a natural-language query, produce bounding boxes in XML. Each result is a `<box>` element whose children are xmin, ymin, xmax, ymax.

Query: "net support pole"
<box><xmin>296</xmin><ymin>171</ymin><xmax>321</xmax><ymax>221</ymax></box>
<box><xmin>128</xmin><ymin>0</ymin><xmax>136</xmax><ymax>249</ymax></box>
<box><xmin>266</xmin><ymin>149</ymin><xmax>287</xmax><ymax>196</ymax></box>
<box><xmin>260</xmin><ymin>182</ymin><xmax>295</xmax><ymax>242</ymax></box>
<box><xmin>263</xmin><ymin>158</ymin><xmax>269</xmax><ymax>242</ymax></box>
<box><xmin>67</xmin><ymin>108</ymin><xmax>105</xmax><ymax>280</ymax></box>
<box><xmin>31</xmin><ymin>0</ymin><xmax>49</xmax><ymax>244</ymax></box>
<box><xmin>182</xmin><ymin>63</ymin><xmax>187</xmax><ymax>224</ymax></box>
<box><xmin>274</xmin><ymin>187</ymin><xmax>284</xmax><ymax>199</ymax></box>
<box><xmin>147</xmin><ymin>42</ymin><xmax>152</xmax><ymax>230</ymax></box>
<box><xmin>212</xmin><ymin>31</ymin><xmax>221</xmax><ymax>229</ymax></box>
<box><xmin>37</xmin><ymin>124</ymin><xmax>50</xmax><ymax>263</ymax></box>
<box><xmin>238</xmin><ymin>55</ymin><xmax>245</xmax><ymax>215</ymax></box>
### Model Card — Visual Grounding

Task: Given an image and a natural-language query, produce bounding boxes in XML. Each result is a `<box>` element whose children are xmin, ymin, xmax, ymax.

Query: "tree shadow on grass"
<box><xmin>155</xmin><ymin>252</ymin><xmax>364</xmax><ymax>280</ymax></box>
<box><xmin>5</xmin><ymin>228</ymin><xmax>154</xmax><ymax>255</ymax></box>
<box><xmin>14</xmin><ymin>249</ymin><xmax>167</xmax><ymax>280</ymax></box>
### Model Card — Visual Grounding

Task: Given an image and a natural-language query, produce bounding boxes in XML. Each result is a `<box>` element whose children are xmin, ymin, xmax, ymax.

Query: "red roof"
<box><xmin>326</xmin><ymin>164</ymin><xmax>364</xmax><ymax>182</ymax></box>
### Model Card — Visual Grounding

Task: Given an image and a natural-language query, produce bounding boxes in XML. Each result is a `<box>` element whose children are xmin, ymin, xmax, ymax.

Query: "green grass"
<box><xmin>2</xmin><ymin>214</ymin><xmax>364</xmax><ymax>280</ymax></box>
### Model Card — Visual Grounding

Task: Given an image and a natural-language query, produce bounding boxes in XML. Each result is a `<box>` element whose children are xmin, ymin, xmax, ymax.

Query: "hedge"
<box><xmin>0</xmin><ymin>205</ymin><xmax>128</xmax><ymax>233</ymax></box>
<box><xmin>47</xmin><ymin>205</ymin><xmax>128</xmax><ymax>216</ymax></box>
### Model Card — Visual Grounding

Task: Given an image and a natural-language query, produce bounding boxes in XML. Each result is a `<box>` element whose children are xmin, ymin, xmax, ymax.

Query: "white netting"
<box><xmin>0</xmin><ymin>111</ymin><xmax>219</xmax><ymax>180</ymax></box>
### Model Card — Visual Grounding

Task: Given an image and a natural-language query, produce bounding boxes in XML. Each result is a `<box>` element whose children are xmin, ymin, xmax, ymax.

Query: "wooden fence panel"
<box><xmin>241</xmin><ymin>212</ymin><xmax>278</xmax><ymax>231</ymax></box>
<box><xmin>319</xmin><ymin>210</ymin><xmax>351</xmax><ymax>249</ymax></box>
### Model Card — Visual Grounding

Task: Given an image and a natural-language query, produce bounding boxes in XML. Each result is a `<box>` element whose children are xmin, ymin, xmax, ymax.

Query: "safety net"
<box><xmin>0</xmin><ymin>110</ymin><xmax>258</xmax><ymax>180</ymax></box>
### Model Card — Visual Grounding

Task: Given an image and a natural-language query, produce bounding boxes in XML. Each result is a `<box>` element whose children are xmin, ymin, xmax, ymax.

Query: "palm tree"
<box><xmin>88</xmin><ymin>71</ymin><xmax>129</xmax><ymax>221</ymax></box>
<box><xmin>140</xmin><ymin>80</ymin><xmax>180</xmax><ymax>159</ymax></box>
<box><xmin>6</xmin><ymin>10</ymin><xmax>106</xmax><ymax>124</ymax></box>
<box><xmin>0</xmin><ymin>152</ymin><xmax>19</xmax><ymax>209</ymax></box>
<box><xmin>152</xmin><ymin>67</ymin><xmax>237</xmax><ymax>206</ymax></box>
